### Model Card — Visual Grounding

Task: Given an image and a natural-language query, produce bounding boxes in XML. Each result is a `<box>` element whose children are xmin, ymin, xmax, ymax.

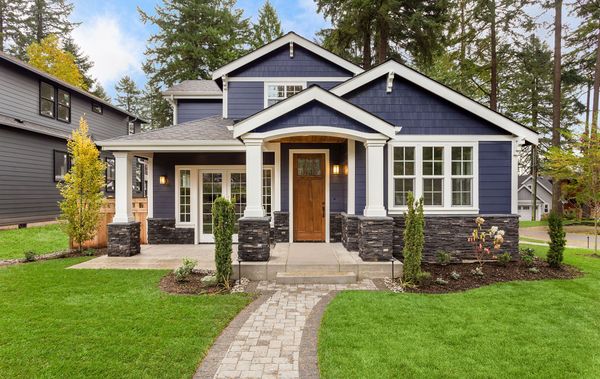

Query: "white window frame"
<box><xmin>175</xmin><ymin>167</ymin><xmax>196</xmax><ymax>228</ymax></box>
<box><xmin>450</xmin><ymin>146</ymin><xmax>475</xmax><ymax>207</ymax></box>
<box><xmin>387</xmin><ymin>141</ymin><xmax>479</xmax><ymax>214</ymax></box>
<box><xmin>263</xmin><ymin>81</ymin><xmax>307</xmax><ymax>108</ymax></box>
<box><xmin>263</xmin><ymin>167</ymin><xmax>274</xmax><ymax>220</ymax></box>
<box><xmin>391</xmin><ymin>146</ymin><xmax>416</xmax><ymax>207</ymax></box>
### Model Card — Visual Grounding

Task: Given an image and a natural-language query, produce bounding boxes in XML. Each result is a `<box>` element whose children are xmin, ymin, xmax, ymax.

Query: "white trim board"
<box><xmin>331</xmin><ymin>60</ymin><xmax>539</xmax><ymax>145</ymax></box>
<box><xmin>212</xmin><ymin>32</ymin><xmax>363</xmax><ymax>80</ymax></box>
<box><xmin>244</xmin><ymin>126</ymin><xmax>388</xmax><ymax>143</ymax></box>
<box><xmin>229</xmin><ymin>77</ymin><xmax>350</xmax><ymax>82</ymax></box>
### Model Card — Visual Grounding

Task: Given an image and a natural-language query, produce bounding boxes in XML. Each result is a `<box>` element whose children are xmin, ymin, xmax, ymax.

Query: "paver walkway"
<box><xmin>196</xmin><ymin>280</ymin><xmax>377</xmax><ymax>379</ymax></box>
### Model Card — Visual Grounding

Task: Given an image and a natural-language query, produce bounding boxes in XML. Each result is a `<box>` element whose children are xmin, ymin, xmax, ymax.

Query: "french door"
<box><xmin>199</xmin><ymin>170</ymin><xmax>246</xmax><ymax>242</ymax></box>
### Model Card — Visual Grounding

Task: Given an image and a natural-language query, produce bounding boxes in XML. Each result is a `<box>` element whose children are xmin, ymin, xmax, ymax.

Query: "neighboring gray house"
<box><xmin>518</xmin><ymin>175</ymin><xmax>553</xmax><ymax>221</ymax></box>
<box><xmin>0</xmin><ymin>52</ymin><xmax>144</xmax><ymax>227</ymax></box>
<box><xmin>99</xmin><ymin>32</ymin><xmax>539</xmax><ymax>265</ymax></box>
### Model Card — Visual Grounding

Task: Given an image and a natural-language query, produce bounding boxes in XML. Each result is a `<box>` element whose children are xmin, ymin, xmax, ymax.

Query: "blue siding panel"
<box><xmin>479</xmin><ymin>141</ymin><xmax>512</xmax><ymax>214</ymax></box>
<box><xmin>231</xmin><ymin>45</ymin><xmax>353</xmax><ymax>77</ymax></box>
<box><xmin>228</xmin><ymin>81</ymin><xmax>264</xmax><ymax>119</ymax></box>
<box><xmin>307</xmin><ymin>81</ymin><xmax>343</xmax><ymax>90</ymax></box>
<box><xmin>345</xmin><ymin>75</ymin><xmax>510</xmax><ymax>135</ymax></box>
<box><xmin>355</xmin><ymin>141</ymin><xmax>366</xmax><ymax>214</ymax></box>
<box><xmin>178</xmin><ymin>99</ymin><xmax>222</xmax><ymax>123</ymax></box>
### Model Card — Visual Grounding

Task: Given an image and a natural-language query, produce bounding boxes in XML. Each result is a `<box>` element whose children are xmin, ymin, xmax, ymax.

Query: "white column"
<box><xmin>347</xmin><ymin>139</ymin><xmax>355</xmax><ymax>214</ymax></box>
<box><xmin>363</xmin><ymin>140</ymin><xmax>387</xmax><ymax>217</ymax></box>
<box><xmin>146</xmin><ymin>154</ymin><xmax>154</xmax><ymax>219</ymax></box>
<box><xmin>244</xmin><ymin>139</ymin><xmax>265</xmax><ymax>218</ymax></box>
<box><xmin>273</xmin><ymin>142</ymin><xmax>281</xmax><ymax>212</ymax></box>
<box><xmin>113</xmin><ymin>151</ymin><xmax>134</xmax><ymax>223</ymax></box>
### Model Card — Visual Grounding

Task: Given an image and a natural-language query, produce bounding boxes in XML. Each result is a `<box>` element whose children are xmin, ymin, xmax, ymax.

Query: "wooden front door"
<box><xmin>293</xmin><ymin>153</ymin><xmax>326</xmax><ymax>241</ymax></box>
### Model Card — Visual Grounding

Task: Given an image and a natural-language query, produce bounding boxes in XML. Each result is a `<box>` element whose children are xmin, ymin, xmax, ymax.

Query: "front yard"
<box><xmin>0</xmin><ymin>258</ymin><xmax>251</xmax><ymax>378</ymax></box>
<box><xmin>318</xmin><ymin>244</ymin><xmax>600</xmax><ymax>378</ymax></box>
<box><xmin>0</xmin><ymin>224</ymin><xmax>68</xmax><ymax>260</ymax></box>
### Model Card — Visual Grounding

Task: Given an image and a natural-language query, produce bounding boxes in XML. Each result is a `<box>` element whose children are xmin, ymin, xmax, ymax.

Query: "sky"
<box><xmin>70</xmin><ymin>0</ymin><xmax>331</xmax><ymax>100</ymax></box>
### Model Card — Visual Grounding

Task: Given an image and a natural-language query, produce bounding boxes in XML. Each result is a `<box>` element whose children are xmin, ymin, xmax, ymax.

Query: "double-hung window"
<box><xmin>178</xmin><ymin>169</ymin><xmax>191</xmax><ymax>223</ymax></box>
<box><xmin>40</xmin><ymin>82</ymin><xmax>55</xmax><ymax>118</ymax></box>
<box><xmin>451</xmin><ymin>147</ymin><xmax>473</xmax><ymax>206</ymax></box>
<box><xmin>422</xmin><ymin>146</ymin><xmax>444</xmax><ymax>206</ymax></box>
<box><xmin>265</xmin><ymin>83</ymin><xmax>305</xmax><ymax>107</ymax></box>
<box><xmin>392</xmin><ymin>147</ymin><xmax>415</xmax><ymax>206</ymax></box>
<box><xmin>57</xmin><ymin>89</ymin><xmax>71</xmax><ymax>122</ymax></box>
<box><xmin>53</xmin><ymin>150</ymin><xmax>71</xmax><ymax>182</ymax></box>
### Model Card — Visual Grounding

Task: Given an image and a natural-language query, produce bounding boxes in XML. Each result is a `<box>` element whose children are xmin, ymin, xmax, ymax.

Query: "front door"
<box><xmin>293</xmin><ymin>154</ymin><xmax>325</xmax><ymax>241</ymax></box>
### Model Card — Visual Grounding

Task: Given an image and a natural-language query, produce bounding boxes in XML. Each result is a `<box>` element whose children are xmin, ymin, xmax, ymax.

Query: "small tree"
<box><xmin>402</xmin><ymin>192</ymin><xmax>425</xmax><ymax>284</ymax></box>
<box><xmin>58</xmin><ymin>117</ymin><xmax>105</xmax><ymax>253</ymax></box>
<box><xmin>213</xmin><ymin>196</ymin><xmax>235</xmax><ymax>288</ymax></box>
<box><xmin>547</xmin><ymin>212</ymin><xmax>565</xmax><ymax>268</ymax></box>
<box><xmin>27</xmin><ymin>34</ymin><xmax>86</xmax><ymax>89</ymax></box>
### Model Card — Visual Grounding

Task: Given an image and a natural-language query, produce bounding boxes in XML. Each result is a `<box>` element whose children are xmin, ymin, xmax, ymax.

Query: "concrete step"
<box><xmin>275</xmin><ymin>271</ymin><xmax>357</xmax><ymax>284</ymax></box>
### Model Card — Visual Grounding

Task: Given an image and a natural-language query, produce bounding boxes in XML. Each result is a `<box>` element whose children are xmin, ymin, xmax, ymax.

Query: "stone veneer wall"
<box><xmin>330</xmin><ymin>212</ymin><xmax>343</xmax><ymax>243</ymax></box>
<box><xmin>238</xmin><ymin>217</ymin><xmax>271</xmax><ymax>261</ymax></box>
<box><xmin>273</xmin><ymin>212</ymin><xmax>289</xmax><ymax>243</ymax></box>
<box><xmin>358</xmin><ymin>216</ymin><xmax>394</xmax><ymax>261</ymax></box>
<box><xmin>108</xmin><ymin>222</ymin><xmax>140</xmax><ymax>257</ymax></box>
<box><xmin>341</xmin><ymin>213</ymin><xmax>359</xmax><ymax>251</ymax></box>
<box><xmin>147</xmin><ymin>218</ymin><xmax>194</xmax><ymax>244</ymax></box>
<box><xmin>391</xmin><ymin>214</ymin><xmax>519</xmax><ymax>262</ymax></box>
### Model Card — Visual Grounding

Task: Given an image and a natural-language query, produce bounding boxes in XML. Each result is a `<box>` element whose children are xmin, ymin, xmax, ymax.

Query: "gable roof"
<box><xmin>233</xmin><ymin>85</ymin><xmax>396</xmax><ymax>139</ymax></box>
<box><xmin>331</xmin><ymin>60</ymin><xmax>539</xmax><ymax>145</ymax></box>
<box><xmin>0</xmin><ymin>51</ymin><xmax>145</xmax><ymax>122</ymax></box>
<box><xmin>518</xmin><ymin>175</ymin><xmax>553</xmax><ymax>195</ymax></box>
<box><xmin>212</xmin><ymin>32</ymin><xmax>364</xmax><ymax>80</ymax></box>
<box><xmin>162</xmin><ymin>80</ymin><xmax>222</xmax><ymax>98</ymax></box>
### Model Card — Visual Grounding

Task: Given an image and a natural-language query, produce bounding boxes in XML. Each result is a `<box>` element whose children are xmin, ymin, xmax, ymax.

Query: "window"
<box><xmin>544</xmin><ymin>204</ymin><xmax>549</xmax><ymax>213</ymax></box>
<box><xmin>263</xmin><ymin>168</ymin><xmax>272</xmax><ymax>217</ymax></box>
<box><xmin>230</xmin><ymin>173</ymin><xmax>247</xmax><ymax>234</ymax></box>
<box><xmin>134</xmin><ymin>158</ymin><xmax>148</xmax><ymax>197</ymax></box>
<box><xmin>105</xmin><ymin>157</ymin><xmax>115</xmax><ymax>193</ymax></box>
<box><xmin>179</xmin><ymin>170</ymin><xmax>191</xmax><ymax>223</ymax></box>
<box><xmin>392</xmin><ymin>147</ymin><xmax>415</xmax><ymax>206</ymax></box>
<box><xmin>128</xmin><ymin>122</ymin><xmax>135</xmax><ymax>135</ymax></box>
<box><xmin>92</xmin><ymin>102</ymin><xmax>103</xmax><ymax>114</ymax></box>
<box><xmin>422</xmin><ymin>146</ymin><xmax>444</xmax><ymax>206</ymax></box>
<box><xmin>451</xmin><ymin>147</ymin><xmax>473</xmax><ymax>206</ymax></box>
<box><xmin>265</xmin><ymin>83</ymin><xmax>305</xmax><ymax>107</ymax></box>
<box><xmin>53</xmin><ymin>150</ymin><xmax>70</xmax><ymax>182</ymax></box>
<box><xmin>40</xmin><ymin>82</ymin><xmax>55</xmax><ymax>118</ymax></box>
<box><xmin>57</xmin><ymin>89</ymin><xmax>71</xmax><ymax>122</ymax></box>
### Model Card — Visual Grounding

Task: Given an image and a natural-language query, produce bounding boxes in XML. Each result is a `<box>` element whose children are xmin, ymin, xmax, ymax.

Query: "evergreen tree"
<box><xmin>114</xmin><ymin>75</ymin><xmax>142</xmax><ymax>115</ymax></box>
<box><xmin>250</xmin><ymin>0</ymin><xmax>283</xmax><ymax>49</ymax></box>
<box><xmin>90</xmin><ymin>82</ymin><xmax>110</xmax><ymax>103</ymax></box>
<box><xmin>62</xmin><ymin>36</ymin><xmax>95</xmax><ymax>90</ymax></box>
<box><xmin>0</xmin><ymin>0</ymin><xmax>24</xmax><ymax>52</ymax></box>
<box><xmin>139</xmin><ymin>84</ymin><xmax>172</xmax><ymax>130</ymax></box>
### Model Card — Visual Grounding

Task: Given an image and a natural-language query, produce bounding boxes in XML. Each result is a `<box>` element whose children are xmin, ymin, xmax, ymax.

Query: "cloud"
<box><xmin>71</xmin><ymin>15</ymin><xmax>144</xmax><ymax>88</ymax></box>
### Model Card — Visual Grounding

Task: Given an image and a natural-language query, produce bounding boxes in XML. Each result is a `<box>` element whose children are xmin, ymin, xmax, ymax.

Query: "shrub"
<box><xmin>23</xmin><ymin>251</ymin><xmax>36</xmax><ymax>262</ymax></box>
<box><xmin>83</xmin><ymin>249</ymin><xmax>95</xmax><ymax>256</ymax></box>
<box><xmin>416</xmin><ymin>271</ymin><xmax>431</xmax><ymax>285</ymax></box>
<box><xmin>471</xmin><ymin>267</ymin><xmax>484</xmax><ymax>277</ymax></box>
<box><xmin>174</xmin><ymin>258</ymin><xmax>197</xmax><ymax>282</ymax></box>
<box><xmin>547</xmin><ymin>212</ymin><xmax>566</xmax><ymax>268</ymax></box>
<box><xmin>528</xmin><ymin>267</ymin><xmax>540</xmax><ymax>274</ymax></box>
<box><xmin>435</xmin><ymin>250</ymin><xmax>452</xmax><ymax>265</ymax></box>
<box><xmin>496</xmin><ymin>252</ymin><xmax>512</xmax><ymax>267</ymax></box>
<box><xmin>450</xmin><ymin>271</ymin><xmax>461</xmax><ymax>280</ymax></box>
<box><xmin>520</xmin><ymin>248</ymin><xmax>535</xmax><ymax>267</ymax></box>
<box><xmin>212</xmin><ymin>196</ymin><xmax>235</xmax><ymax>288</ymax></box>
<box><xmin>402</xmin><ymin>192</ymin><xmax>425</xmax><ymax>284</ymax></box>
<box><xmin>435</xmin><ymin>277</ymin><xmax>448</xmax><ymax>285</ymax></box>
<box><xmin>467</xmin><ymin>217</ymin><xmax>505</xmax><ymax>270</ymax></box>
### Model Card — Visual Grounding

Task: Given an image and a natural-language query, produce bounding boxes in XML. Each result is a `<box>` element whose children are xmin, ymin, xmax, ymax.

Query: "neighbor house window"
<box><xmin>105</xmin><ymin>157</ymin><xmax>115</xmax><ymax>193</ymax></box>
<box><xmin>92</xmin><ymin>102</ymin><xmax>103</xmax><ymax>114</ymax></box>
<box><xmin>179</xmin><ymin>169</ymin><xmax>191</xmax><ymax>223</ymax></box>
<box><xmin>40</xmin><ymin>82</ymin><xmax>55</xmax><ymax>118</ymax></box>
<box><xmin>53</xmin><ymin>150</ymin><xmax>70</xmax><ymax>182</ymax></box>
<box><xmin>128</xmin><ymin>122</ymin><xmax>135</xmax><ymax>135</ymax></box>
<box><xmin>451</xmin><ymin>147</ymin><xmax>473</xmax><ymax>206</ymax></box>
<box><xmin>57</xmin><ymin>89</ymin><xmax>71</xmax><ymax>122</ymax></box>
<box><xmin>392</xmin><ymin>147</ymin><xmax>415</xmax><ymax>206</ymax></box>
<box><xmin>265</xmin><ymin>83</ymin><xmax>305</xmax><ymax>107</ymax></box>
<box><xmin>263</xmin><ymin>168</ymin><xmax>273</xmax><ymax>216</ymax></box>
<box><xmin>422</xmin><ymin>146</ymin><xmax>444</xmax><ymax>206</ymax></box>
<box><xmin>134</xmin><ymin>158</ymin><xmax>148</xmax><ymax>197</ymax></box>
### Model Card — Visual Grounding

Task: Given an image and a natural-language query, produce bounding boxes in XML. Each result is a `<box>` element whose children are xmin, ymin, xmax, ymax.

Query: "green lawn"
<box><xmin>0</xmin><ymin>258</ymin><xmax>251</xmax><ymax>378</ymax></box>
<box><xmin>519</xmin><ymin>220</ymin><xmax>548</xmax><ymax>228</ymax></box>
<box><xmin>519</xmin><ymin>236</ymin><xmax>547</xmax><ymax>244</ymax></box>
<box><xmin>319</xmin><ymin>245</ymin><xmax>600</xmax><ymax>378</ymax></box>
<box><xmin>0</xmin><ymin>224</ymin><xmax>69</xmax><ymax>260</ymax></box>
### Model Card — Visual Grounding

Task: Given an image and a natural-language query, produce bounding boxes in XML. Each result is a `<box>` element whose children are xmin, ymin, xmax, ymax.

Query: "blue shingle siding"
<box><xmin>479</xmin><ymin>141</ymin><xmax>512</xmax><ymax>214</ymax></box>
<box><xmin>178</xmin><ymin>99</ymin><xmax>222</xmax><ymax>123</ymax></box>
<box><xmin>255</xmin><ymin>101</ymin><xmax>379</xmax><ymax>134</ymax></box>
<box><xmin>355</xmin><ymin>141</ymin><xmax>366</xmax><ymax>214</ymax></box>
<box><xmin>307</xmin><ymin>81</ymin><xmax>344</xmax><ymax>90</ymax></box>
<box><xmin>280</xmin><ymin>143</ymin><xmax>347</xmax><ymax>213</ymax></box>
<box><xmin>153</xmin><ymin>152</ymin><xmax>274</xmax><ymax>218</ymax></box>
<box><xmin>228</xmin><ymin>81</ymin><xmax>264</xmax><ymax>119</ymax></box>
<box><xmin>344</xmin><ymin>75</ymin><xmax>510</xmax><ymax>135</ymax></box>
<box><xmin>230</xmin><ymin>45</ymin><xmax>353</xmax><ymax>77</ymax></box>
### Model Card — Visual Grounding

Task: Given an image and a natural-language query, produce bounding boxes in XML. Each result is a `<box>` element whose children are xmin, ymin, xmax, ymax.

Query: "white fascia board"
<box><xmin>163</xmin><ymin>93</ymin><xmax>223</xmax><ymax>99</ymax></box>
<box><xmin>98</xmin><ymin>140</ymin><xmax>244</xmax><ymax>152</ymax></box>
<box><xmin>244</xmin><ymin>126</ymin><xmax>388</xmax><ymax>143</ymax></box>
<box><xmin>331</xmin><ymin>61</ymin><xmax>540</xmax><ymax>145</ymax></box>
<box><xmin>212</xmin><ymin>33</ymin><xmax>364</xmax><ymax>80</ymax></box>
<box><xmin>233</xmin><ymin>86</ymin><xmax>396</xmax><ymax>138</ymax></box>
<box><xmin>228</xmin><ymin>76</ymin><xmax>351</xmax><ymax>82</ymax></box>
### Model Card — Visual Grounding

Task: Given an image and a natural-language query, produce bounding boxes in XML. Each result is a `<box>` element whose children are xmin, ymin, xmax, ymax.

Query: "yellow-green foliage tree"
<box><xmin>26</xmin><ymin>34</ymin><xmax>86</xmax><ymax>89</ymax></box>
<box><xmin>58</xmin><ymin>117</ymin><xmax>105</xmax><ymax>253</ymax></box>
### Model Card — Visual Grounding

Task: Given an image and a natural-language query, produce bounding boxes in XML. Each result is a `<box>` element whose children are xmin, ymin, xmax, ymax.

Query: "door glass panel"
<box><xmin>230</xmin><ymin>173</ymin><xmax>246</xmax><ymax>234</ymax></box>
<box><xmin>201</xmin><ymin>173</ymin><xmax>222</xmax><ymax>234</ymax></box>
<box><xmin>297</xmin><ymin>157</ymin><xmax>322</xmax><ymax>176</ymax></box>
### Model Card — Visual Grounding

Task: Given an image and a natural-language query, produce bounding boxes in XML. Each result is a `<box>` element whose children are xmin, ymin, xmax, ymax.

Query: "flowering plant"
<box><xmin>467</xmin><ymin>217</ymin><xmax>505</xmax><ymax>269</ymax></box>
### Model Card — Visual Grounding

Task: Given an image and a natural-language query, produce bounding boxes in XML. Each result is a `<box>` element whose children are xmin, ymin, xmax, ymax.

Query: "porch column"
<box><xmin>243</xmin><ymin>139</ymin><xmax>265</xmax><ymax>217</ymax></box>
<box><xmin>113</xmin><ymin>152</ymin><xmax>134</xmax><ymax>223</ymax></box>
<box><xmin>363</xmin><ymin>140</ymin><xmax>387</xmax><ymax>217</ymax></box>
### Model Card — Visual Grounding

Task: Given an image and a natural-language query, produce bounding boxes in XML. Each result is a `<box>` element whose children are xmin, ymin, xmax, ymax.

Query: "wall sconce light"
<box><xmin>332</xmin><ymin>164</ymin><xmax>340</xmax><ymax>175</ymax></box>
<box><xmin>159</xmin><ymin>175</ymin><xmax>168</xmax><ymax>185</ymax></box>
<box><xmin>344</xmin><ymin>164</ymin><xmax>349</xmax><ymax>175</ymax></box>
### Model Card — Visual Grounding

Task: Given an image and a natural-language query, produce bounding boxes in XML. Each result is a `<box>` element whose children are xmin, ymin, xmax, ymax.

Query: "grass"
<box><xmin>519</xmin><ymin>236</ymin><xmax>547</xmax><ymax>244</ymax></box>
<box><xmin>319</xmin><ymin>244</ymin><xmax>600</xmax><ymax>378</ymax></box>
<box><xmin>0</xmin><ymin>258</ymin><xmax>252</xmax><ymax>378</ymax></box>
<box><xmin>0</xmin><ymin>224</ymin><xmax>69</xmax><ymax>260</ymax></box>
<box><xmin>519</xmin><ymin>220</ymin><xmax>548</xmax><ymax>228</ymax></box>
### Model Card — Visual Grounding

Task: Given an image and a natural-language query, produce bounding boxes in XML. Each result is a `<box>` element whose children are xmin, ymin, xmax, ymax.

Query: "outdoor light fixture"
<box><xmin>332</xmin><ymin>164</ymin><xmax>340</xmax><ymax>175</ymax></box>
<box><xmin>344</xmin><ymin>164</ymin><xmax>349</xmax><ymax>175</ymax></box>
<box><xmin>159</xmin><ymin>175</ymin><xmax>168</xmax><ymax>185</ymax></box>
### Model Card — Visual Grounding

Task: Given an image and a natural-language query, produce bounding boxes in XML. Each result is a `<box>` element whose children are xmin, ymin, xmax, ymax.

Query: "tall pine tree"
<box><xmin>114</xmin><ymin>75</ymin><xmax>142</xmax><ymax>115</ymax></box>
<box><xmin>62</xmin><ymin>36</ymin><xmax>95</xmax><ymax>90</ymax></box>
<box><xmin>250</xmin><ymin>0</ymin><xmax>283</xmax><ymax>49</ymax></box>
<box><xmin>0</xmin><ymin>0</ymin><xmax>24</xmax><ymax>52</ymax></box>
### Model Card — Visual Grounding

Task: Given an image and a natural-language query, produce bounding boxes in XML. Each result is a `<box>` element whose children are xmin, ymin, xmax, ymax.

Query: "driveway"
<box><xmin>521</xmin><ymin>226</ymin><xmax>599</xmax><ymax>249</ymax></box>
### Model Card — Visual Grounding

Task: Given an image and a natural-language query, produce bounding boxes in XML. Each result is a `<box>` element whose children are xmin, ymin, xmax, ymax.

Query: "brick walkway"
<box><xmin>196</xmin><ymin>280</ymin><xmax>377</xmax><ymax>379</ymax></box>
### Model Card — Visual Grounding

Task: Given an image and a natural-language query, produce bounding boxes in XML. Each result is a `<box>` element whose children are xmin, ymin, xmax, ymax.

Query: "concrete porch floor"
<box><xmin>69</xmin><ymin>243</ymin><xmax>399</xmax><ymax>281</ymax></box>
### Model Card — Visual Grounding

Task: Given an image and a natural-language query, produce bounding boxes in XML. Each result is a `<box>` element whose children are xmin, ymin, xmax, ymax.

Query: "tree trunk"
<box><xmin>551</xmin><ymin>0</ymin><xmax>563</xmax><ymax>215</ymax></box>
<box><xmin>585</xmin><ymin>81</ymin><xmax>591</xmax><ymax>137</ymax></box>
<box><xmin>375</xmin><ymin>14</ymin><xmax>388</xmax><ymax>64</ymax></box>
<box><xmin>35</xmin><ymin>0</ymin><xmax>43</xmax><ymax>42</ymax></box>
<box><xmin>592</xmin><ymin>27</ymin><xmax>600</xmax><ymax>136</ymax></box>
<box><xmin>0</xmin><ymin>1</ymin><xmax>4</xmax><ymax>52</ymax></box>
<box><xmin>490</xmin><ymin>0</ymin><xmax>498</xmax><ymax>111</ymax></box>
<box><xmin>362</xmin><ymin>29</ymin><xmax>371</xmax><ymax>69</ymax></box>
<box><xmin>531</xmin><ymin>146</ymin><xmax>538</xmax><ymax>221</ymax></box>
<box><xmin>459</xmin><ymin>0</ymin><xmax>467</xmax><ymax>90</ymax></box>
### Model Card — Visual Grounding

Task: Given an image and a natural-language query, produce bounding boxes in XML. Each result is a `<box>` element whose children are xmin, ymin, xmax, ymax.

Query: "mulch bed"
<box><xmin>159</xmin><ymin>272</ymin><xmax>234</xmax><ymax>295</ymax></box>
<box><xmin>406</xmin><ymin>258</ymin><xmax>582</xmax><ymax>294</ymax></box>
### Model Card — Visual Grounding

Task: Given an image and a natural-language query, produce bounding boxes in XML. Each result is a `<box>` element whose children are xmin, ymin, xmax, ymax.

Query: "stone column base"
<box><xmin>147</xmin><ymin>218</ymin><xmax>194</xmax><ymax>244</ymax></box>
<box><xmin>341</xmin><ymin>213</ymin><xmax>360</xmax><ymax>251</ymax></box>
<box><xmin>358</xmin><ymin>216</ymin><xmax>393</xmax><ymax>261</ymax></box>
<box><xmin>238</xmin><ymin>217</ymin><xmax>271</xmax><ymax>261</ymax></box>
<box><xmin>273</xmin><ymin>211</ymin><xmax>289</xmax><ymax>243</ymax></box>
<box><xmin>108</xmin><ymin>222</ymin><xmax>140</xmax><ymax>257</ymax></box>
<box><xmin>330</xmin><ymin>212</ymin><xmax>343</xmax><ymax>243</ymax></box>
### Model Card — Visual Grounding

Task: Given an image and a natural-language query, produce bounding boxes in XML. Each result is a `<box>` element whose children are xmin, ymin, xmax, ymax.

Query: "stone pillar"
<box><xmin>363</xmin><ymin>140</ymin><xmax>387</xmax><ymax>217</ymax></box>
<box><xmin>112</xmin><ymin>152</ymin><xmax>134</xmax><ymax>223</ymax></box>
<box><xmin>341</xmin><ymin>213</ymin><xmax>359</xmax><ymax>251</ymax></box>
<box><xmin>273</xmin><ymin>211</ymin><xmax>289</xmax><ymax>243</ymax></box>
<box><xmin>330</xmin><ymin>212</ymin><xmax>343</xmax><ymax>242</ymax></box>
<box><xmin>108</xmin><ymin>222</ymin><xmax>140</xmax><ymax>257</ymax></box>
<box><xmin>358</xmin><ymin>216</ymin><xmax>393</xmax><ymax>261</ymax></box>
<box><xmin>238</xmin><ymin>217</ymin><xmax>270</xmax><ymax>261</ymax></box>
<box><xmin>243</xmin><ymin>139</ymin><xmax>265</xmax><ymax>218</ymax></box>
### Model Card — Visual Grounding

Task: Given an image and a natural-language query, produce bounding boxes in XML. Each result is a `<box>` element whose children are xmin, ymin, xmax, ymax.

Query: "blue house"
<box><xmin>99</xmin><ymin>32</ymin><xmax>538</xmax><ymax>263</ymax></box>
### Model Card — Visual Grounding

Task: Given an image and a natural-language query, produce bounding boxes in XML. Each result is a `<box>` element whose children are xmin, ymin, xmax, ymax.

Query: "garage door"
<box><xmin>518</xmin><ymin>205</ymin><xmax>532</xmax><ymax>220</ymax></box>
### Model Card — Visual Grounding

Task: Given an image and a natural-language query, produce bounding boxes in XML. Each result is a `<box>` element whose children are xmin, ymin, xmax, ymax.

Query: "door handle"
<box><xmin>322</xmin><ymin>203</ymin><xmax>325</xmax><ymax>218</ymax></box>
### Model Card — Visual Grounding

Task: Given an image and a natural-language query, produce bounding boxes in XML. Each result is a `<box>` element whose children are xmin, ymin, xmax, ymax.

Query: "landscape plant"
<box><xmin>497</xmin><ymin>252</ymin><xmax>512</xmax><ymax>267</ymax></box>
<box><xmin>174</xmin><ymin>258</ymin><xmax>196</xmax><ymax>282</ymax></box>
<box><xmin>57</xmin><ymin>117</ymin><xmax>105</xmax><ymax>254</ymax></box>
<box><xmin>547</xmin><ymin>211</ymin><xmax>566</xmax><ymax>268</ymax></box>
<box><xmin>435</xmin><ymin>250</ymin><xmax>452</xmax><ymax>265</ymax></box>
<box><xmin>402</xmin><ymin>192</ymin><xmax>425</xmax><ymax>284</ymax></box>
<box><xmin>467</xmin><ymin>217</ymin><xmax>506</xmax><ymax>273</ymax></box>
<box><xmin>520</xmin><ymin>248</ymin><xmax>536</xmax><ymax>267</ymax></box>
<box><xmin>212</xmin><ymin>196</ymin><xmax>235</xmax><ymax>288</ymax></box>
